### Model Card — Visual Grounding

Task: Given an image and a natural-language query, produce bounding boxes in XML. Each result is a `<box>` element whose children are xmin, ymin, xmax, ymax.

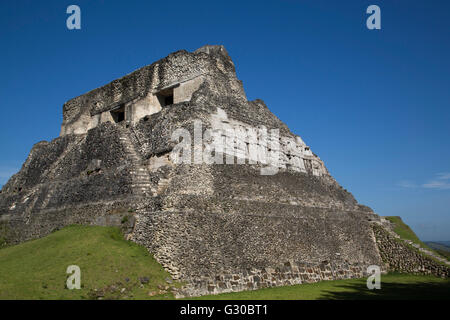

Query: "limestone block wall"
<box><xmin>175</xmin><ymin>260</ymin><xmax>369</xmax><ymax>298</ymax></box>
<box><xmin>3</xmin><ymin>200</ymin><xmax>136</xmax><ymax>245</ymax></box>
<box><xmin>208</xmin><ymin>107</ymin><xmax>327</xmax><ymax>176</ymax></box>
<box><xmin>373</xmin><ymin>225</ymin><xmax>449</xmax><ymax>278</ymax></box>
<box><xmin>60</xmin><ymin>46</ymin><xmax>234</xmax><ymax>136</ymax></box>
<box><xmin>0</xmin><ymin>123</ymin><xmax>143</xmax><ymax>244</ymax></box>
<box><xmin>173</xmin><ymin>75</ymin><xmax>205</xmax><ymax>104</ymax></box>
<box><xmin>128</xmin><ymin>74</ymin><xmax>205</xmax><ymax>125</ymax></box>
<box><xmin>130</xmin><ymin>95</ymin><xmax>161</xmax><ymax>124</ymax></box>
<box><xmin>131</xmin><ymin>198</ymin><xmax>382</xmax><ymax>295</ymax></box>
<box><xmin>131</xmin><ymin>194</ymin><xmax>380</xmax><ymax>298</ymax></box>
<box><xmin>60</xmin><ymin>112</ymin><xmax>93</xmax><ymax>136</ymax></box>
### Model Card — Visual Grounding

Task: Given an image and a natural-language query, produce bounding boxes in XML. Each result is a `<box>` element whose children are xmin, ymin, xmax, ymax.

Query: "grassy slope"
<box><xmin>433</xmin><ymin>249</ymin><xmax>450</xmax><ymax>260</ymax></box>
<box><xmin>385</xmin><ymin>216</ymin><xmax>449</xmax><ymax>262</ymax></box>
<box><xmin>0</xmin><ymin>225</ymin><xmax>177</xmax><ymax>300</ymax></box>
<box><xmin>0</xmin><ymin>225</ymin><xmax>449</xmax><ymax>300</ymax></box>
<box><xmin>425</xmin><ymin>242</ymin><xmax>450</xmax><ymax>259</ymax></box>
<box><xmin>384</xmin><ymin>216</ymin><xmax>428</xmax><ymax>248</ymax></box>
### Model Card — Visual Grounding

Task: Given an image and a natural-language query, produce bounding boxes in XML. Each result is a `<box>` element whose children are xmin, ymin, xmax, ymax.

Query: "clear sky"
<box><xmin>0</xmin><ymin>0</ymin><xmax>449</xmax><ymax>241</ymax></box>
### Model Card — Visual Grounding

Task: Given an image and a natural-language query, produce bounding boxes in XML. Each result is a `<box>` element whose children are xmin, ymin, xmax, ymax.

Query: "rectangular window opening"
<box><xmin>110</xmin><ymin>106</ymin><xmax>125</xmax><ymax>123</ymax></box>
<box><xmin>157</xmin><ymin>88</ymin><xmax>174</xmax><ymax>107</ymax></box>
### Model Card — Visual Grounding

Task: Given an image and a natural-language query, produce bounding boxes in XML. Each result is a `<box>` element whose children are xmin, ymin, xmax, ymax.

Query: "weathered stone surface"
<box><xmin>373</xmin><ymin>225</ymin><xmax>449</xmax><ymax>278</ymax></box>
<box><xmin>2</xmin><ymin>45</ymin><xmax>446</xmax><ymax>297</ymax></box>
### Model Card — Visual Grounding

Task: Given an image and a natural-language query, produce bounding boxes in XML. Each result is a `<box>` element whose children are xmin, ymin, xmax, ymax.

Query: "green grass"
<box><xmin>385</xmin><ymin>216</ymin><xmax>449</xmax><ymax>262</ymax></box>
<box><xmin>0</xmin><ymin>225</ymin><xmax>178</xmax><ymax>300</ymax></box>
<box><xmin>435</xmin><ymin>250</ymin><xmax>450</xmax><ymax>260</ymax></box>
<box><xmin>1</xmin><ymin>225</ymin><xmax>448</xmax><ymax>300</ymax></box>
<box><xmin>194</xmin><ymin>274</ymin><xmax>450</xmax><ymax>300</ymax></box>
<box><xmin>432</xmin><ymin>249</ymin><xmax>450</xmax><ymax>260</ymax></box>
<box><xmin>425</xmin><ymin>242</ymin><xmax>450</xmax><ymax>260</ymax></box>
<box><xmin>385</xmin><ymin>216</ymin><xmax>429</xmax><ymax>249</ymax></box>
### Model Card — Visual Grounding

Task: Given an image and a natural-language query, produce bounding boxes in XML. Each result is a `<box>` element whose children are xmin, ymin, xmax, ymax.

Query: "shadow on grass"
<box><xmin>318</xmin><ymin>279</ymin><xmax>450</xmax><ymax>300</ymax></box>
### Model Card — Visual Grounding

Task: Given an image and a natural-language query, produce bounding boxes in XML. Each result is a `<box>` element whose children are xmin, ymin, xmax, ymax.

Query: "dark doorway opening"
<box><xmin>164</xmin><ymin>95</ymin><xmax>174</xmax><ymax>106</ymax></box>
<box><xmin>110</xmin><ymin>106</ymin><xmax>125</xmax><ymax>123</ymax></box>
<box><xmin>157</xmin><ymin>88</ymin><xmax>174</xmax><ymax>107</ymax></box>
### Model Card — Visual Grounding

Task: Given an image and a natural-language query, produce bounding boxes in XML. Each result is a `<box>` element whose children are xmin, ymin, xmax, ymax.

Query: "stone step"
<box><xmin>133</xmin><ymin>176</ymin><xmax>151</xmax><ymax>181</ymax></box>
<box><xmin>133</xmin><ymin>177</ymin><xmax>151</xmax><ymax>180</ymax></box>
<box><xmin>134</xmin><ymin>187</ymin><xmax>152</xmax><ymax>192</ymax></box>
<box><xmin>119</xmin><ymin>131</ymin><xmax>156</xmax><ymax>197</ymax></box>
<box><xmin>156</xmin><ymin>178</ymin><xmax>171</xmax><ymax>194</ymax></box>
<box><xmin>133</xmin><ymin>191</ymin><xmax>152</xmax><ymax>196</ymax></box>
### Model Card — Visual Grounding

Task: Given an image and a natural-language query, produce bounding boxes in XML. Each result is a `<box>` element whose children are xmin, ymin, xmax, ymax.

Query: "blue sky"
<box><xmin>0</xmin><ymin>0</ymin><xmax>449</xmax><ymax>240</ymax></box>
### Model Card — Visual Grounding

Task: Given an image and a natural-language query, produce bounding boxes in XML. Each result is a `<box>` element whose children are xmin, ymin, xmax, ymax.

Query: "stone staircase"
<box><xmin>156</xmin><ymin>177</ymin><xmax>170</xmax><ymax>195</ymax></box>
<box><xmin>118</xmin><ymin>129</ymin><xmax>156</xmax><ymax>197</ymax></box>
<box><xmin>41</xmin><ymin>186</ymin><xmax>55</xmax><ymax>209</ymax></box>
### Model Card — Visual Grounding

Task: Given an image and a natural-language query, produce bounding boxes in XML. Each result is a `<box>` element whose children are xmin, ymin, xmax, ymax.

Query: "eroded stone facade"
<box><xmin>2</xmin><ymin>45</ymin><xmax>446</xmax><ymax>297</ymax></box>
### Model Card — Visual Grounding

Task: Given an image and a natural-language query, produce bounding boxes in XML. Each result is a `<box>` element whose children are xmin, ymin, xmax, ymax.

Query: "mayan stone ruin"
<box><xmin>0</xmin><ymin>45</ymin><xmax>447</xmax><ymax>297</ymax></box>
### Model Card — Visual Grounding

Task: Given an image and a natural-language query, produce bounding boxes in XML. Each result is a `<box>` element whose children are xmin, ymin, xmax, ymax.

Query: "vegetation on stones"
<box><xmin>385</xmin><ymin>216</ymin><xmax>427</xmax><ymax>248</ymax></box>
<box><xmin>385</xmin><ymin>216</ymin><xmax>449</xmax><ymax>262</ymax></box>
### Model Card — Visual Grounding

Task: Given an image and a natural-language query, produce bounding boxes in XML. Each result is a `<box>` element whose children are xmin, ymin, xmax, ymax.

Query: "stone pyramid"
<box><xmin>0</xmin><ymin>45</ymin><xmax>386</xmax><ymax>297</ymax></box>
